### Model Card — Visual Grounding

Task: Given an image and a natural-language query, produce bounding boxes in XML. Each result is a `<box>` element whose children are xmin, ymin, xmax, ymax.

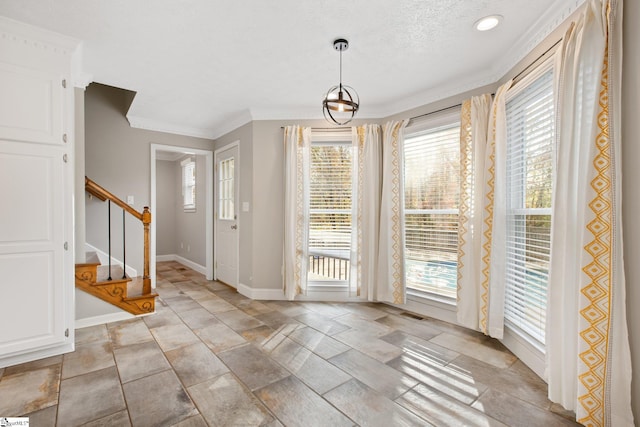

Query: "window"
<box><xmin>218</xmin><ymin>158</ymin><xmax>234</xmax><ymax>220</ymax></box>
<box><xmin>181</xmin><ymin>157</ymin><xmax>196</xmax><ymax>212</ymax></box>
<box><xmin>504</xmin><ymin>64</ymin><xmax>555</xmax><ymax>347</ymax></box>
<box><xmin>403</xmin><ymin>119</ymin><xmax>461</xmax><ymax>299</ymax></box>
<box><xmin>307</xmin><ymin>141</ymin><xmax>353</xmax><ymax>284</ymax></box>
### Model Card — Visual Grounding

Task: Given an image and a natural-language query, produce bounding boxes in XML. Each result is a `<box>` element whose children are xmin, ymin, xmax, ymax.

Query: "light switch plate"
<box><xmin>242</xmin><ymin>202</ymin><xmax>250</xmax><ymax>212</ymax></box>
<box><xmin>127</xmin><ymin>196</ymin><xmax>134</xmax><ymax>205</ymax></box>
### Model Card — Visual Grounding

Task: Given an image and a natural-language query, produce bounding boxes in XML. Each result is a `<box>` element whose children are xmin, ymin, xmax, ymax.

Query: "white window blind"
<box><xmin>404</xmin><ymin>122</ymin><xmax>460</xmax><ymax>298</ymax></box>
<box><xmin>181</xmin><ymin>158</ymin><xmax>196</xmax><ymax>212</ymax></box>
<box><xmin>505</xmin><ymin>66</ymin><xmax>554</xmax><ymax>347</ymax></box>
<box><xmin>218</xmin><ymin>158</ymin><xmax>234</xmax><ymax>220</ymax></box>
<box><xmin>308</xmin><ymin>143</ymin><xmax>352</xmax><ymax>283</ymax></box>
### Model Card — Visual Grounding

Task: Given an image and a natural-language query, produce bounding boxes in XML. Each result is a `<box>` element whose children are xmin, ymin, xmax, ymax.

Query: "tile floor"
<box><xmin>0</xmin><ymin>261</ymin><xmax>579</xmax><ymax>426</ymax></box>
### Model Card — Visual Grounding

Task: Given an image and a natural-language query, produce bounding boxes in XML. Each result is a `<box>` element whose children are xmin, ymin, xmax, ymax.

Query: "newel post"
<box><xmin>142</xmin><ymin>206</ymin><xmax>152</xmax><ymax>294</ymax></box>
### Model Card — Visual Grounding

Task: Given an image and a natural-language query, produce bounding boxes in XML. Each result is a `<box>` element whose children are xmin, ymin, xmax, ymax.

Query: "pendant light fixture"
<box><xmin>322</xmin><ymin>38</ymin><xmax>359</xmax><ymax>125</ymax></box>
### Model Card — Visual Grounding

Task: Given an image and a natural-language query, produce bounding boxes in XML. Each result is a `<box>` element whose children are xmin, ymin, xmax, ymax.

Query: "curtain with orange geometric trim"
<box><xmin>546</xmin><ymin>1</ymin><xmax>633</xmax><ymax>425</ymax></box>
<box><xmin>377</xmin><ymin>120</ymin><xmax>408</xmax><ymax>304</ymax></box>
<box><xmin>456</xmin><ymin>94</ymin><xmax>492</xmax><ymax>331</ymax></box>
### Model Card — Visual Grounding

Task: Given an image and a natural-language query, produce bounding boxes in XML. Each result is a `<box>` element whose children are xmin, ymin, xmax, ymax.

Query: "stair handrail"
<box><xmin>85</xmin><ymin>176</ymin><xmax>152</xmax><ymax>294</ymax></box>
<box><xmin>86</xmin><ymin>177</ymin><xmax>143</xmax><ymax>220</ymax></box>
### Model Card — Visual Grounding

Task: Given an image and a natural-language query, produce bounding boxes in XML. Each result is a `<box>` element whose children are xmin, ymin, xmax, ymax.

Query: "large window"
<box><xmin>307</xmin><ymin>142</ymin><xmax>353</xmax><ymax>284</ymax></box>
<box><xmin>404</xmin><ymin>120</ymin><xmax>461</xmax><ymax>299</ymax></box>
<box><xmin>504</xmin><ymin>64</ymin><xmax>555</xmax><ymax>346</ymax></box>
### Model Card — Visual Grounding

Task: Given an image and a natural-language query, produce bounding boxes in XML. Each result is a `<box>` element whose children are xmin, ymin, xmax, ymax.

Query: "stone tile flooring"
<box><xmin>0</xmin><ymin>261</ymin><xmax>580</xmax><ymax>426</ymax></box>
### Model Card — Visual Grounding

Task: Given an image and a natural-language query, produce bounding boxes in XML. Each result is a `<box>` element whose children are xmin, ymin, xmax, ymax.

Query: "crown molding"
<box><xmin>490</xmin><ymin>0</ymin><xmax>586</xmax><ymax>80</ymax></box>
<box><xmin>128</xmin><ymin>0</ymin><xmax>588</xmax><ymax>140</ymax></box>
<box><xmin>127</xmin><ymin>114</ymin><xmax>216</xmax><ymax>140</ymax></box>
<box><xmin>208</xmin><ymin>109</ymin><xmax>253</xmax><ymax>139</ymax></box>
<box><xmin>0</xmin><ymin>15</ymin><xmax>79</xmax><ymax>55</ymax></box>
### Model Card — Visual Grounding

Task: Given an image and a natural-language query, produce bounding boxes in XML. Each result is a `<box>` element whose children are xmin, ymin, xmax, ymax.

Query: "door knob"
<box><xmin>231</xmin><ymin>225</ymin><xmax>238</xmax><ymax>230</ymax></box>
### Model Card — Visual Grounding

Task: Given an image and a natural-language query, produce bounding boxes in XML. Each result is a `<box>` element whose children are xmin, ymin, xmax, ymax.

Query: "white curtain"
<box><xmin>355</xmin><ymin>125</ymin><xmax>383</xmax><ymax>300</ymax></box>
<box><xmin>547</xmin><ymin>1</ymin><xmax>633</xmax><ymax>425</ymax></box>
<box><xmin>283</xmin><ymin>125</ymin><xmax>311</xmax><ymax>300</ymax></box>
<box><xmin>479</xmin><ymin>80</ymin><xmax>512</xmax><ymax>339</ymax></box>
<box><xmin>377</xmin><ymin>120</ymin><xmax>407</xmax><ymax>304</ymax></box>
<box><xmin>456</xmin><ymin>94</ymin><xmax>492</xmax><ymax>330</ymax></box>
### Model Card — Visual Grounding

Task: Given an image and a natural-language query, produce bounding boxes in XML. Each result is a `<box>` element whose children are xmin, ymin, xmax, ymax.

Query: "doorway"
<box><xmin>214</xmin><ymin>142</ymin><xmax>239</xmax><ymax>288</ymax></box>
<box><xmin>150</xmin><ymin>144</ymin><xmax>214</xmax><ymax>287</ymax></box>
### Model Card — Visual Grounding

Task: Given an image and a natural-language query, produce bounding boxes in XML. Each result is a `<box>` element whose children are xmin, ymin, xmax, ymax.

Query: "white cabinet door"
<box><xmin>0</xmin><ymin>20</ymin><xmax>75</xmax><ymax>365</ymax></box>
<box><xmin>0</xmin><ymin>142</ymin><xmax>67</xmax><ymax>355</ymax></box>
<box><xmin>0</xmin><ymin>63</ymin><xmax>64</xmax><ymax>145</ymax></box>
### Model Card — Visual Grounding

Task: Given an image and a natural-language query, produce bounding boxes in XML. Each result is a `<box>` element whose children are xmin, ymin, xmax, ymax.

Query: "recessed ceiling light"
<box><xmin>474</xmin><ymin>15</ymin><xmax>503</xmax><ymax>31</ymax></box>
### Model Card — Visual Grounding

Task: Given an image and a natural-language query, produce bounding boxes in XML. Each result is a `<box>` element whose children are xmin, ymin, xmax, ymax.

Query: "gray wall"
<box><xmin>156</xmin><ymin>159</ymin><xmax>177</xmax><ymax>256</ymax></box>
<box><xmin>85</xmin><ymin>83</ymin><xmax>213</xmax><ymax>275</ymax></box>
<box><xmin>622</xmin><ymin>0</ymin><xmax>639</xmax><ymax>420</ymax></box>
<box><xmin>174</xmin><ymin>154</ymin><xmax>207</xmax><ymax>266</ymax></box>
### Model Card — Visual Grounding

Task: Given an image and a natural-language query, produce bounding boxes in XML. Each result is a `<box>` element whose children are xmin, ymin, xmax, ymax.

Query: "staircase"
<box><xmin>75</xmin><ymin>254</ymin><xmax>157</xmax><ymax>315</ymax></box>
<box><xmin>75</xmin><ymin>177</ymin><xmax>157</xmax><ymax>315</ymax></box>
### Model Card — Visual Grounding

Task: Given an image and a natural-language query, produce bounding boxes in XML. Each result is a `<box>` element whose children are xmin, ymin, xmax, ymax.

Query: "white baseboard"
<box><xmin>86</xmin><ymin>243</ymin><xmax>138</xmax><ymax>277</ymax></box>
<box><xmin>75</xmin><ymin>311</ymin><xmax>136</xmax><ymax>329</ymax></box>
<box><xmin>238</xmin><ymin>283</ymin><xmax>285</xmax><ymax>300</ymax></box>
<box><xmin>237</xmin><ymin>284</ymin><xmax>370</xmax><ymax>302</ymax></box>
<box><xmin>156</xmin><ymin>254</ymin><xmax>206</xmax><ymax>275</ymax></box>
<box><xmin>0</xmin><ymin>342</ymin><xmax>74</xmax><ymax>369</ymax></box>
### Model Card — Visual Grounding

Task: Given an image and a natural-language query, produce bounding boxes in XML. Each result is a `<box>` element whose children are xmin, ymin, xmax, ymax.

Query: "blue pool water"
<box><xmin>406</xmin><ymin>259</ymin><xmax>548</xmax><ymax>293</ymax></box>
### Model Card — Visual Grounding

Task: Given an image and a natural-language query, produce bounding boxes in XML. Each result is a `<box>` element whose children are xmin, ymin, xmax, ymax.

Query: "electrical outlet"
<box><xmin>180</xmin><ymin>242</ymin><xmax>184</xmax><ymax>249</ymax></box>
<box><xmin>187</xmin><ymin>245</ymin><xmax>190</xmax><ymax>252</ymax></box>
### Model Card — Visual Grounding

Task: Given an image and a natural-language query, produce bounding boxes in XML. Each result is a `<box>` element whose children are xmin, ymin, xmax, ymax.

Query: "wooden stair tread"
<box><xmin>75</xmin><ymin>262</ymin><xmax>156</xmax><ymax>316</ymax></box>
<box><xmin>125</xmin><ymin>276</ymin><xmax>154</xmax><ymax>298</ymax></box>
<box><xmin>96</xmin><ymin>265</ymin><xmax>129</xmax><ymax>283</ymax></box>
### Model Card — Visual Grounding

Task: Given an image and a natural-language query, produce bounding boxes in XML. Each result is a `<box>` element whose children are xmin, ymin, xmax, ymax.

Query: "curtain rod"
<box><xmin>280</xmin><ymin>126</ymin><xmax>351</xmax><ymax>130</ymax></box>
<box><xmin>409</xmin><ymin>38</ymin><xmax>562</xmax><ymax>123</ymax></box>
<box><xmin>408</xmin><ymin>104</ymin><xmax>462</xmax><ymax>122</ymax></box>
<box><xmin>512</xmin><ymin>39</ymin><xmax>562</xmax><ymax>85</ymax></box>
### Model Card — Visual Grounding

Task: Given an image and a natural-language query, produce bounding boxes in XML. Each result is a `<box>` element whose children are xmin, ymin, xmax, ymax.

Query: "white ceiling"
<box><xmin>0</xmin><ymin>0</ymin><xmax>583</xmax><ymax>139</ymax></box>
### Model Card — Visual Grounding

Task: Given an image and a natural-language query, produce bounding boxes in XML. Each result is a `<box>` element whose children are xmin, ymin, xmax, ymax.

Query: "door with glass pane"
<box><xmin>307</xmin><ymin>142</ymin><xmax>353</xmax><ymax>287</ymax></box>
<box><xmin>215</xmin><ymin>144</ymin><xmax>239</xmax><ymax>287</ymax></box>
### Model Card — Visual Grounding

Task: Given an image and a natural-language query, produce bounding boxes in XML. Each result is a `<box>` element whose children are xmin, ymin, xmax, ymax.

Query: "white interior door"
<box><xmin>215</xmin><ymin>144</ymin><xmax>239</xmax><ymax>287</ymax></box>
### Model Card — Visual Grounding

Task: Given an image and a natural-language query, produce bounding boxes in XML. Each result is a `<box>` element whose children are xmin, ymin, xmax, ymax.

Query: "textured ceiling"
<box><xmin>0</xmin><ymin>0</ymin><xmax>583</xmax><ymax>139</ymax></box>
